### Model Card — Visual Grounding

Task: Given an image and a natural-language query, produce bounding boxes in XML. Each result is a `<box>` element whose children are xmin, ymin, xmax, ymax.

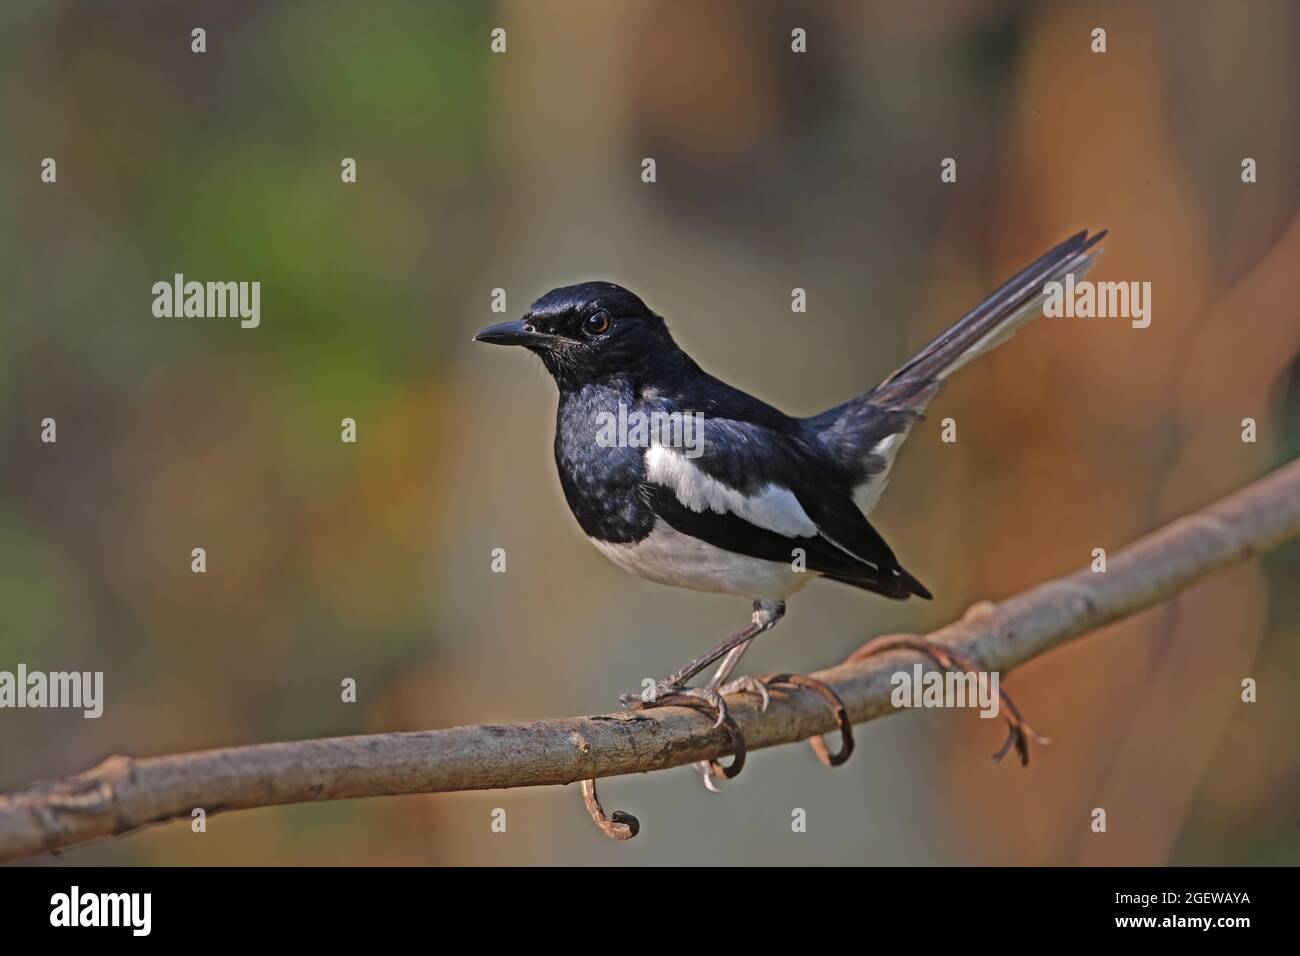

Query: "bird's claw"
<box><xmin>688</xmin><ymin>678</ymin><xmax>771</xmax><ymax>791</ymax></box>
<box><xmin>623</xmin><ymin>680</ymin><xmax>747</xmax><ymax>784</ymax></box>
<box><xmin>693</xmin><ymin>760</ymin><xmax>726</xmax><ymax>793</ymax></box>
<box><xmin>592</xmin><ymin>667</ymin><xmax>854</xmax><ymax>830</ymax></box>
<box><xmin>622</xmin><ymin>681</ymin><xmax>730</xmax><ymax>727</ymax></box>
<box><xmin>689</xmin><ymin>672</ymin><xmax>853</xmax><ymax>791</ymax></box>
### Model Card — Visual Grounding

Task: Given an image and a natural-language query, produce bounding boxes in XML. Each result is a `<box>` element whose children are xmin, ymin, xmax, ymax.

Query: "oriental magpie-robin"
<box><xmin>476</xmin><ymin>230</ymin><xmax>1105</xmax><ymax>776</ymax></box>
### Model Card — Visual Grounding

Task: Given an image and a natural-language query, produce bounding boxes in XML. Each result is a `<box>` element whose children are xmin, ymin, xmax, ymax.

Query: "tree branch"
<box><xmin>3</xmin><ymin>459</ymin><xmax>1299</xmax><ymax>862</ymax></box>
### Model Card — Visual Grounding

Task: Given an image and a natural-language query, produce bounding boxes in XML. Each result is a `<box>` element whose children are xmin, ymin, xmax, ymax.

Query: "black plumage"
<box><xmin>476</xmin><ymin>231</ymin><xmax>1105</xmax><ymax>611</ymax></box>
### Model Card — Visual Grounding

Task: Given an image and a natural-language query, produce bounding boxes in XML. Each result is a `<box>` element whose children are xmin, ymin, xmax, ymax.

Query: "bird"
<box><xmin>475</xmin><ymin>230</ymin><xmax>1105</xmax><ymax>782</ymax></box>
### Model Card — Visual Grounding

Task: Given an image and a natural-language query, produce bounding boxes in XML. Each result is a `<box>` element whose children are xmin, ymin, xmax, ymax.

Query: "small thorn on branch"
<box><xmin>580</xmin><ymin>778</ymin><xmax>638</xmax><ymax>840</ymax></box>
<box><xmin>759</xmin><ymin>673</ymin><xmax>855</xmax><ymax>767</ymax></box>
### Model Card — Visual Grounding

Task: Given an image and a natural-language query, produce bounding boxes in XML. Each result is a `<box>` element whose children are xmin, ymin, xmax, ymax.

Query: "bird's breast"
<box><xmin>554</xmin><ymin>388</ymin><xmax>655</xmax><ymax>543</ymax></box>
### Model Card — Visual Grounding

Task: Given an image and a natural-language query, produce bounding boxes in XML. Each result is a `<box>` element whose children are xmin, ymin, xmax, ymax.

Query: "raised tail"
<box><xmin>872</xmin><ymin>229</ymin><xmax>1106</xmax><ymax>405</ymax></box>
<box><xmin>808</xmin><ymin>229</ymin><xmax>1106</xmax><ymax>507</ymax></box>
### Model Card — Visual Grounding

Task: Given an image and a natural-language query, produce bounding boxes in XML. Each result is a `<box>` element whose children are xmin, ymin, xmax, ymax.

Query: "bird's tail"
<box><xmin>806</xmin><ymin>229</ymin><xmax>1106</xmax><ymax>485</ymax></box>
<box><xmin>869</xmin><ymin>229</ymin><xmax>1106</xmax><ymax>409</ymax></box>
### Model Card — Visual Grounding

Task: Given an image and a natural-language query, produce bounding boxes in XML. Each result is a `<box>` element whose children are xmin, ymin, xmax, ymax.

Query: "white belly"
<box><xmin>590</xmin><ymin>520</ymin><xmax>817</xmax><ymax>601</ymax></box>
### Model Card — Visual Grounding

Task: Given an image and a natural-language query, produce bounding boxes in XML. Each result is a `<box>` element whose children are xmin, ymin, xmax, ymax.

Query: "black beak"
<box><xmin>473</xmin><ymin>318</ymin><xmax>547</xmax><ymax>347</ymax></box>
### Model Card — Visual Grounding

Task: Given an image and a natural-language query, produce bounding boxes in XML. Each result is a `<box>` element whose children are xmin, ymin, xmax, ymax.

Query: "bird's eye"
<box><xmin>582</xmin><ymin>310</ymin><xmax>611</xmax><ymax>337</ymax></box>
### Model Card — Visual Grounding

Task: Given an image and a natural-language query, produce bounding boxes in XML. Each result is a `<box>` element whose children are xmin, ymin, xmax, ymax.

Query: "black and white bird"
<box><xmin>476</xmin><ymin>230</ymin><xmax>1104</xmax><ymax>752</ymax></box>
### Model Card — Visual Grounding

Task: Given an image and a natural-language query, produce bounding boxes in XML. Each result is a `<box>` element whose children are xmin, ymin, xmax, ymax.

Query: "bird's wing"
<box><xmin>639</xmin><ymin>418</ymin><xmax>929</xmax><ymax>600</ymax></box>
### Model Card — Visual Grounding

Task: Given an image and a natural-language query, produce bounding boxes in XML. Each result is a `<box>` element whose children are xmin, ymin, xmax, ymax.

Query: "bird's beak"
<box><xmin>473</xmin><ymin>318</ymin><xmax>548</xmax><ymax>347</ymax></box>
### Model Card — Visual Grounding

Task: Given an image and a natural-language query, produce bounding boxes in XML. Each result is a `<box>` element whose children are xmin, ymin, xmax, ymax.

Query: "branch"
<box><xmin>3</xmin><ymin>459</ymin><xmax>1299</xmax><ymax>862</ymax></box>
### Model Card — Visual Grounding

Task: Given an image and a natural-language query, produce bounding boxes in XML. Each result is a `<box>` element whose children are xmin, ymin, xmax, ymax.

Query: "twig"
<box><xmin>2</xmin><ymin>459</ymin><xmax>1298</xmax><ymax>862</ymax></box>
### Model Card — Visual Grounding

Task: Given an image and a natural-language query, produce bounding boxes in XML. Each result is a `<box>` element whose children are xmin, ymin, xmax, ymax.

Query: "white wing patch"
<box><xmin>853</xmin><ymin>430</ymin><xmax>910</xmax><ymax>515</ymax></box>
<box><xmin>644</xmin><ymin>444</ymin><xmax>817</xmax><ymax>538</ymax></box>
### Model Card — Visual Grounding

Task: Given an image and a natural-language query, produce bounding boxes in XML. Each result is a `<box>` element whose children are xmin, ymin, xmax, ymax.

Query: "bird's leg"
<box><xmin>620</xmin><ymin>599</ymin><xmax>785</xmax><ymax>728</ymax></box>
<box><xmin>620</xmin><ymin>599</ymin><xmax>857</xmax><ymax>791</ymax></box>
<box><xmin>663</xmin><ymin>600</ymin><xmax>784</xmax><ymax>688</ymax></box>
<box><xmin>710</xmin><ymin>640</ymin><xmax>767</xmax><ymax>707</ymax></box>
<box><xmin>620</xmin><ymin>600</ymin><xmax>783</xmax><ymax>788</ymax></box>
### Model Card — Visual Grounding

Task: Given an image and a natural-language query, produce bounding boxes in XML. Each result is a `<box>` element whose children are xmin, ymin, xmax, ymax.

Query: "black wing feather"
<box><xmin>639</xmin><ymin>415</ymin><xmax>930</xmax><ymax>601</ymax></box>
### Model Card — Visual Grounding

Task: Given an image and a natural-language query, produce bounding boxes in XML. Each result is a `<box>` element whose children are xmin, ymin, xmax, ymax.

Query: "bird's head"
<box><xmin>474</xmin><ymin>281</ymin><xmax>680</xmax><ymax>389</ymax></box>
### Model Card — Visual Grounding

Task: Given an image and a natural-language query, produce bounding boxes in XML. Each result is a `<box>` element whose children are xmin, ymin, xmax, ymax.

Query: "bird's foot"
<box><xmin>844</xmin><ymin>633</ymin><xmax>1048</xmax><ymax>765</ymax></box>
<box><xmin>621</xmin><ymin>681</ymin><xmax>730</xmax><ymax>727</ymax></box>
<box><xmin>690</xmin><ymin>671</ymin><xmax>855</xmax><ymax>792</ymax></box>
<box><xmin>621</xmin><ymin>680</ymin><xmax>748</xmax><ymax>783</ymax></box>
<box><xmin>688</xmin><ymin>675</ymin><xmax>768</xmax><ymax>792</ymax></box>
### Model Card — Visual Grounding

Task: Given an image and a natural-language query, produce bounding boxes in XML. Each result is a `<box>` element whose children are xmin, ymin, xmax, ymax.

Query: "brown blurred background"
<box><xmin>2</xmin><ymin>0</ymin><xmax>1298</xmax><ymax>865</ymax></box>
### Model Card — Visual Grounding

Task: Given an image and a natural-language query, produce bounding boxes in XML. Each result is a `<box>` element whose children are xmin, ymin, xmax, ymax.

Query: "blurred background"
<box><xmin>2</xmin><ymin>0</ymin><xmax>1298</xmax><ymax>865</ymax></box>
